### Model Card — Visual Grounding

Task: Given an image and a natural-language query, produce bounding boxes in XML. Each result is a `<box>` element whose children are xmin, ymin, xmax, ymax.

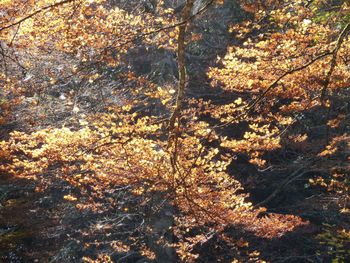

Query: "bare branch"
<box><xmin>0</xmin><ymin>0</ymin><xmax>75</xmax><ymax>32</ymax></box>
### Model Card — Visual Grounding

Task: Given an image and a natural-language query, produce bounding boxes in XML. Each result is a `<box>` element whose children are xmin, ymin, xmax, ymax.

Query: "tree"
<box><xmin>0</xmin><ymin>0</ymin><xmax>349</xmax><ymax>262</ymax></box>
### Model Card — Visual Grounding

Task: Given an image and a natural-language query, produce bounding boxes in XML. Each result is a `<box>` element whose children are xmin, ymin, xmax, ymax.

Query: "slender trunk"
<box><xmin>168</xmin><ymin>0</ymin><xmax>195</xmax><ymax>146</ymax></box>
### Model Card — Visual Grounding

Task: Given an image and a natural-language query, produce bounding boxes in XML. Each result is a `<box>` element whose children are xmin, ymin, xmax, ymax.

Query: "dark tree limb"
<box><xmin>0</xmin><ymin>0</ymin><xmax>76</xmax><ymax>32</ymax></box>
<box><xmin>250</xmin><ymin>22</ymin><xmax>350</xmax><ymax>113</ymax></box>
<box><xmin>321</xmin><ymin>22</ymin><xmax>350</xmax><ymax>101</ymax></box>
<box><xmin>167</xmin><ymin>0</ymin><xmax>196</xmax><ymax>147</ymax></box>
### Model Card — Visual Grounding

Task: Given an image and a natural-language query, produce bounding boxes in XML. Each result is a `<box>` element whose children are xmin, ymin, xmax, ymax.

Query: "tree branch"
<box><xmin>249</xmin><ymin>22</ymin><xmax>350</xmax><ymax>113</ymax></box>
<box><xmin>321</xmin><ymin>22</ymin><xmax>350</xmax><ymax>100</ymax></box>
<box><xmin>0</xmin><ymin>0</ymin><xmax>76</xmax><ymax>32</ymax></box>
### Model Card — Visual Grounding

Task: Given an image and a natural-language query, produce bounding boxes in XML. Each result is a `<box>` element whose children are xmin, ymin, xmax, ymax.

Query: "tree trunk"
<box><xmin>168</xmin><ymin>0</ymin><xmax>195</xmax><ymax>145</ymax></box>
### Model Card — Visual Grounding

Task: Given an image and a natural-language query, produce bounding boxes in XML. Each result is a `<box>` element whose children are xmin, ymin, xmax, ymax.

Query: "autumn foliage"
<box><xmin>0</xmin><ymin>0</ymin><xmax>349</xmax><ymax>262</ymax></box>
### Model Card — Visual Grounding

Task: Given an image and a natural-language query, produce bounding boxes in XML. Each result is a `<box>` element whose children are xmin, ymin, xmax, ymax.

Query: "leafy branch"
<box><xmin>0</xmin><ymin>0</ymin><xmax>76</xmax><ymax>32</ymax></box>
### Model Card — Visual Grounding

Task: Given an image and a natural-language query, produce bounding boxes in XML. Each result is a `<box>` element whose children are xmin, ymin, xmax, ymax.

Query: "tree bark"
<box><xmin>168</xmin><ymin>0</ymin><xmax>195</xmax><ymax>145</ymax></box>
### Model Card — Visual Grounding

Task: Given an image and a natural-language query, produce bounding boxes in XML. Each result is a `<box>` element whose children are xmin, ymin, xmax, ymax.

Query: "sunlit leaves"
<box><xmin>1</xmin><ymin>0</ymin><xmax>338</xmax><ymax>261</ymax></box>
